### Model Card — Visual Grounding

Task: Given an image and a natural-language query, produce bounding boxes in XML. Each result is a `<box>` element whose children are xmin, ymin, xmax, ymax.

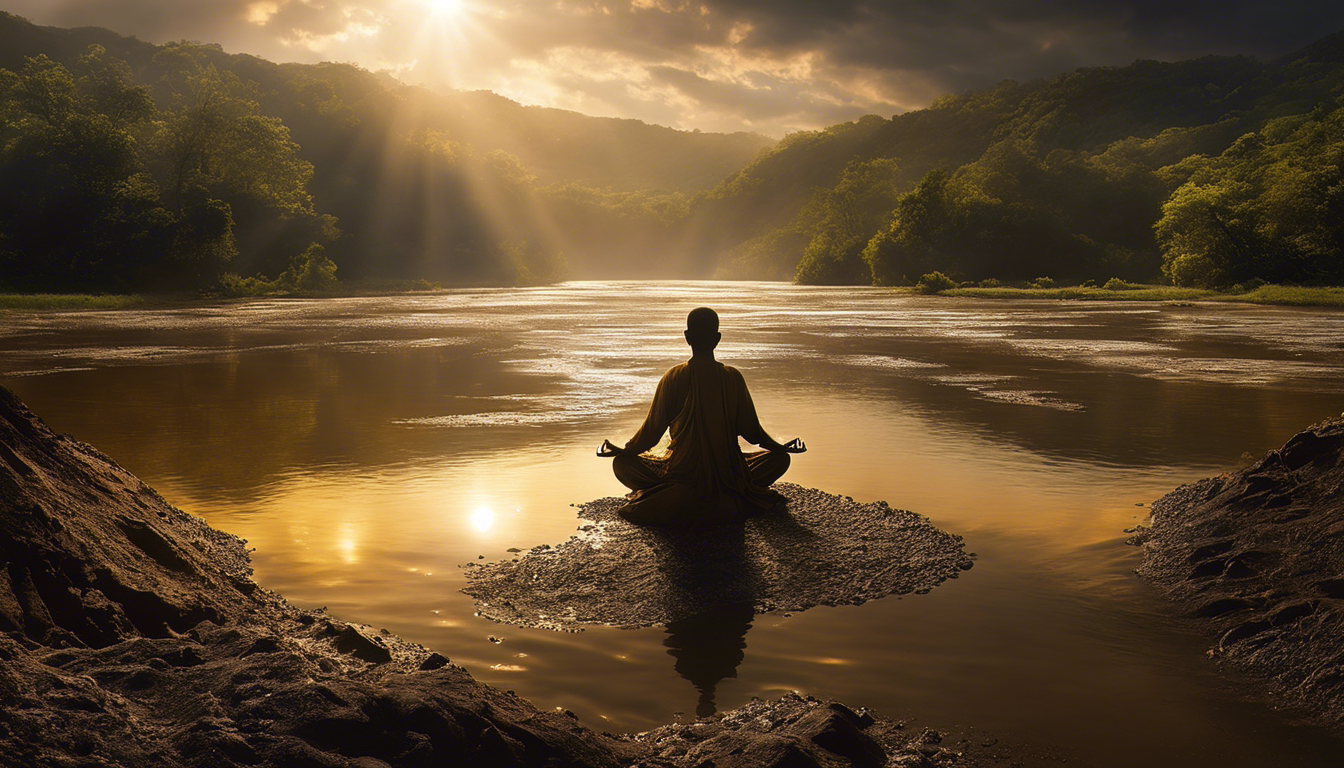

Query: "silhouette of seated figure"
<box><xmin>598</xmin><ymin>307</ymin><xmax>805</xmax><ymax>526</ymax></box>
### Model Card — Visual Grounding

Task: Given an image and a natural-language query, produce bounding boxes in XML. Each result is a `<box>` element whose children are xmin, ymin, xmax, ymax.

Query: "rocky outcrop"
<box><xmin>0</xmin><ymin>384</ymin><xmax>1039</xmax><ymax>766</ymax></box>
<box><xmin>0</xmin><ymin>385</ymin><xmax>635</xmax><ymax>766</ymax></box>
<box><xmin>1136</xmin><ymin>416</ymin><xmax>1344</xmax><ymax>732</ymax></box>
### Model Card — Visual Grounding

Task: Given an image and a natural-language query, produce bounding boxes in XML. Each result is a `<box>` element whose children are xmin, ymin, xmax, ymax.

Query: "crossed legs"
<box><xmin>612</xmin><ymin>450</ymin><xmax>791</xmax><ymax>493</ymax></box>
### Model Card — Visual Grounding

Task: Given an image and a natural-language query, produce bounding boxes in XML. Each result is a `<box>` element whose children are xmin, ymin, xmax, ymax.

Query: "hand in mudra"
<box><xmin>781</xmin><ymin>438</ymin><xmax>807</xmax><ymax>453</ymax></box>
<box><xmin>596</xmin><ymin>439</ymin><xmax>625</xmax><ymax>458</ymax></box>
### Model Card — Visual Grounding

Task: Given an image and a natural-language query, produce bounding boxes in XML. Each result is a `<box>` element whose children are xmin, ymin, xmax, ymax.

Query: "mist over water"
<box><xmin>4</xmin><ymin>281</ymin><xmax>1344</xmax><ymax>766</ymax></box>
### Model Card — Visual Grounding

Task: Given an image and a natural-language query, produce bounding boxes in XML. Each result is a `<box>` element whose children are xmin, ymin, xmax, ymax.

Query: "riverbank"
<box><xmin>1135</xmin><ymin>416</ymin><xmax>1344</xmax><ymax>734</ymax></box>
<box><xmin>0</xmin><ymin>384</ymin><xmax>1055</xmax><ymax>767</ymax></box>
<box><xmin>8</xmin><ymin>282</ymin><xmax>1344</xmax><ymax>311</ymax></box>
<box><xmin>937</xmin><ymin>283</ymin><xmax>1344</xmax><ymax>307</ymax></box>
<box><xmin>0</xmin><ymin>280</ymin><xmax>448</xmax><ymax>311</ymax></box>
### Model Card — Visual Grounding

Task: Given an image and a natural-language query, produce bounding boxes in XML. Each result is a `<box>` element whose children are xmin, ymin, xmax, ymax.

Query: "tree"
<box><xmin>793</xmin><ymin>157</ymin><xmax>901</xmax><ymax>284</ymax></box>
<box><xmin>1156</xmin><ymin>108</ymin><xmax>1344</xmax><ymax>287</ymax></box>
<box><xmin>0</xmin><ymin>52</ymin><xmax>176</xmax><ymax>289</ymax></box>
<box><xmin>862</xmin><ymin>169</ymin><xmax>959</xmax><ymax>285</ymax></box>
<box><xmin>152</xmin><ymin>44</ymin><xmax>314</xmax><ymax>215</ymax></box>
<box><xmin>151</xmin><ymin>43</ymin><xmax>319</xmax><ymax>278</ymax></box>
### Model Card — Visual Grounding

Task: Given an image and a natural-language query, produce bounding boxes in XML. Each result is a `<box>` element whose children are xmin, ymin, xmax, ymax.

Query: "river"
<box><xmin>3</xmin><ymin>281</ymin><xmax>1343</xmax><ymax>766</ymax></box>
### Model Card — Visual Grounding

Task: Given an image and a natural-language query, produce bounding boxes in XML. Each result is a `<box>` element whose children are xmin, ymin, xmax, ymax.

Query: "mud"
<box><xmin>463</xmin><ymin>485</ymin><xmax>975</xmax><ymax>630</ymax></box>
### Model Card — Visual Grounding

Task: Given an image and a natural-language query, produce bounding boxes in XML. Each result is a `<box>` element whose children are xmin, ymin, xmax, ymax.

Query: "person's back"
<box><xmin>598</xmin><ymin>307</ymin><xmax>805</xmax><ymax>525</ymax></box>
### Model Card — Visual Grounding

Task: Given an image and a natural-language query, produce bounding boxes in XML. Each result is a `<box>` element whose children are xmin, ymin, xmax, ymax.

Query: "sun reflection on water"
<box><xmin>470</xmin><ymin>504</ymin><xmax>495</xmax><ymax>532</ymax></box>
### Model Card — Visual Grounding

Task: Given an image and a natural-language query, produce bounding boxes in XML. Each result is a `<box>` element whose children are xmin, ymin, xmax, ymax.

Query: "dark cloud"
<box><xmin>705</xmin><ymin>0</ymin><xmax>1344</xmax><ymax>92</ymax></box>
<box><xmin>645</xmin><ymin>64</ymin><xmax>879</xmax><ymax>128</ymax></box>
<box><xmin>5</xmin><ymin>1</ymin><xmax>1343</xmax><ymax>135</ymax></box>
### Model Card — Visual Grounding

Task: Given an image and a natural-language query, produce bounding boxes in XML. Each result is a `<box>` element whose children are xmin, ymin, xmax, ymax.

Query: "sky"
<box><xmin>7</xmin><ymin>1</ymin><xmax>1344</xmax><ymax>136</ymax></box>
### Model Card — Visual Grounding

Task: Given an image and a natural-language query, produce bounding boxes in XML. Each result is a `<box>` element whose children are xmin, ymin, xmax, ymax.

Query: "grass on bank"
<box><xmin>939</xmin><ymin>285</ymin><xmax>1218</xmax><ymax>301</ymax></box>
<box><xmin>899</xmin><ymin>271</ymin><xmax>1344</xmax><ymax>307</ymax></box>
<box><xmin>0</xmin><ymin>282</ymin><xmax>445</xmax><ymax>311</ymax></box>
<box><xmin>937</xmin><ymin>284</ymin><xmax>1344</xmax><ymax>307</ymax></box>
<box><xmin>1218</xmin><ymin>284</ymin><xmax>1344</xmax><ymax>307</ymax></box>
<box><xmin>0</xmin><ymin>293</ymin><xmax>163</xmax><ymax>310</ymax></box>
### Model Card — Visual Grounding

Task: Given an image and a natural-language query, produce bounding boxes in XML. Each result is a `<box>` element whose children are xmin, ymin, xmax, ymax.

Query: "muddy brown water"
<box><xmin>4</xmin><ymin>281</ymin><xmax>1344</xmax><ymax>766</ymax></box>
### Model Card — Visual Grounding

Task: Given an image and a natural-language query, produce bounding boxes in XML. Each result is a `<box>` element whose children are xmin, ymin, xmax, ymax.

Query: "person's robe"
<box><xmin>619</xmin><ymin>357</ymin><xmax>783</xmax><ymax>524</ymax></box>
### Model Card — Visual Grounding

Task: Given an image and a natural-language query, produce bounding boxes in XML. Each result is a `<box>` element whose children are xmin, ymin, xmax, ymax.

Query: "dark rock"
<box><xmin>332</xmin><ymin>625</ymin><xmax>392</xmax><ymax>664</ymax></box>
<box><xmin>791</xmin><ymin>706</ymin><xmax>886</xmax><ymax>767</ymax></box>
<box><xmin>241</xmin><ymin>637</ymin><xmax>282</xmax><ymax>656</ymax></box>
<box><xmin>1191</xmin><ymin>598</ymin><xmax>1254</xmax><ymax>618</ymax></box>
<box><xmin>419</xmin><ymin>652</ymin><xmax>450</xmax><ymax>671</ymax></box>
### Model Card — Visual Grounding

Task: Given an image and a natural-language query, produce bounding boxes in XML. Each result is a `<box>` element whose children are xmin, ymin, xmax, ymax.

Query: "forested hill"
<box><xmin>0</xmin><ymin>14</ymin><xmax>770</xmax><ymax>193</ymax></box>
<box><xmin>4</xmin><ymin>10</ymin><xmax>1342</xmax><ymax>294</ymax></box>
<box><xmin>0</xmin><ymin>12</ymin><xmax>770</xmax><ymax>292</ymax></box>
<box><xmin>693</xmin><ymin>31</ymin><xmax>1344</xmax><ymax>286</ymax></box>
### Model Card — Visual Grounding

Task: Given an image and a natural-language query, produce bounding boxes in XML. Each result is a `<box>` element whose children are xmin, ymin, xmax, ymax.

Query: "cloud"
<box><xmin>6</xmin><ymin>0</ymin><xmax>1343</xmax><ymax>135</ymax></box>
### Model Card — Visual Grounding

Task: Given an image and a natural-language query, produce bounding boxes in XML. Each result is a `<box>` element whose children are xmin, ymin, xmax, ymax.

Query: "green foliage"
<box><xmin>915</xmin><ymin>271</ymin><xmax>957</xmax><ymax>294</ymax></box>
<box><xmin>280</xmin><ymin>243</ymin><xmax>338</xmax><ymax>292</ymax></box>
<box><xmin>217</xmin><ymin>242</ymin><xmax>339</xmax><ymax>295</ymax></box>
<box><xmin>498</xmin><ymin>239</ymin><xmax>568</xmax><ymax>286</ymax></box>
<box><xmin>1030</xmin><ymin>276</ymin><xmax>1057</xmax><ymax>289</ymax></box>
<box><xmin>793</xmin><ymin>157</ymin><xmax>902</xmax><ymax>283</ymax></box>
<box><xmin>715</xmin><ymin>227</ymin><xmax>808</xmax><ymax>280</ymax></box>
<box><xmin>1157</xmin><ymin>106</ymin><xmax>1344</xmax><ymax>287</ymax></box>
<box><xmin>152</xmin><ymin>43</ymin><xmax>314</xmax><ymax>215</ymax></box>
<box><xmin>691</xmin><ymin>31</ymin><xmax>1344</xmax><ymax>286</ymax></box>
<box><xmin>794</xmin><ymin>230</ymin><xmax>868</xmax><ymax>284</ymax></box>
<box><xmin>863</xmin><ymin>169</ymin><xmax>954</xmax><ymax>285</ymax></box>
<box><xmin>0</xmin><ymin>50</ymin><xmax>236</xmax><ymax>290</ymax></box>
<box><xmin>1102</xmin><ymin>277</ymin><xmax>1139</xmax><ymax>290</ymax></box>
<box><xmin>0</xmin><ymin>293</ymin><xmax>156</xmax><ymax>310</ymax></box>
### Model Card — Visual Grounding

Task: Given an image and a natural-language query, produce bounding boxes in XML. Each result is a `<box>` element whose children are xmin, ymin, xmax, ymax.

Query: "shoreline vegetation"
<box><xmin>938</xmin><ymin>283</ymin><xmax>1344</xmax><ymax>306</ymax></box>
<box><xmin>6</xmin><ymin>281</ymin><xmax>1344</xmax><ymax>311</ymax></box>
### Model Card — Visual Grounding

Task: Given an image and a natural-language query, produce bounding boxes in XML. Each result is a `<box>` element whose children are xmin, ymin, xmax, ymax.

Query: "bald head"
<box><xmin>685</xmin><ymin>307</ymin><xmax>721</xmax><ymax>355</ymax></box>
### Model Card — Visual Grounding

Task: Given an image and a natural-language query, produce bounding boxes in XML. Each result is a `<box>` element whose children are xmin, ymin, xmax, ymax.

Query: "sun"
<box><xmin>422</xmin><ymin>0</ymin><xmax>466</xmax><ymax>18</ymax></box>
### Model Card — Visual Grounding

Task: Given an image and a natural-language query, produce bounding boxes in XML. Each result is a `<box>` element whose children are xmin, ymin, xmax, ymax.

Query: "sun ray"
<box><xmin>420</xmin><ymin>0</ymin><xmax>467</xmax><ymax>22</ymax></box>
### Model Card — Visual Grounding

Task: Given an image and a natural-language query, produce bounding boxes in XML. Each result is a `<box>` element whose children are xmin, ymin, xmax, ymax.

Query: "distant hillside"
<box><xmin>0</xmin><ymin>13</ymin><xmax>771</xmax><ymax>195</ymax></box>
<box><xmin>689</xmin><ymin>35</ymin><xmax>1344</xmax><ymax>283</ymax></box>
<box><xmin>432</xmin><ymin>90</ymin><xmax>771</xmax><ymax>192</ymax></box>
<box><xmin>0</xmin><ymin>12</ymin><xmax>771</xmax><ymax>290</ymax></box>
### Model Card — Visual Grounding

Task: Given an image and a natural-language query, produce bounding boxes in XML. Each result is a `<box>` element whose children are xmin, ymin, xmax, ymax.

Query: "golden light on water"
<box><xmin>470</xmin><ymin>504</ymin><xmax>496</xmax><ymax>532</ymax></box>
<box><xmin>339</xmin><ymin>527</ymin><xmax>360</xmax><ymax>564</ymax></box>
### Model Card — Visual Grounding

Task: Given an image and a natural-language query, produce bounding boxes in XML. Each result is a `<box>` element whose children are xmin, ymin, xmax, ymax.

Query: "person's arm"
<box><xmin>597</xmin><ymin>370</ymin><xmax>678</xmax><ymax>457</ymax></box>
<box><xmin>734</xmin><ymin>369</ymin><xmax>806</xmax><ymax>453</ymax></box>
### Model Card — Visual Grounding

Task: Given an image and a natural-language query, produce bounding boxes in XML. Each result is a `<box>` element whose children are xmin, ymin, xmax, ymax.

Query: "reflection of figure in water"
<box><xmin>598</xmin><ymin>307</ymin><xmax>806</xmax><ymax>525</ymax></box>
<box><xmin>663</xmin><ymin>604</ymin><xmax>755</xmax><ymax>718</ymax></box>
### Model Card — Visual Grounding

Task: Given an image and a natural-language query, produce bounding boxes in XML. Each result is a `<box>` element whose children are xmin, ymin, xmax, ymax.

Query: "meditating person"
<box><xmin>597</xmin><ymin>307</ymin><xmax>806</xmax><ymax>525</ymax></box>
